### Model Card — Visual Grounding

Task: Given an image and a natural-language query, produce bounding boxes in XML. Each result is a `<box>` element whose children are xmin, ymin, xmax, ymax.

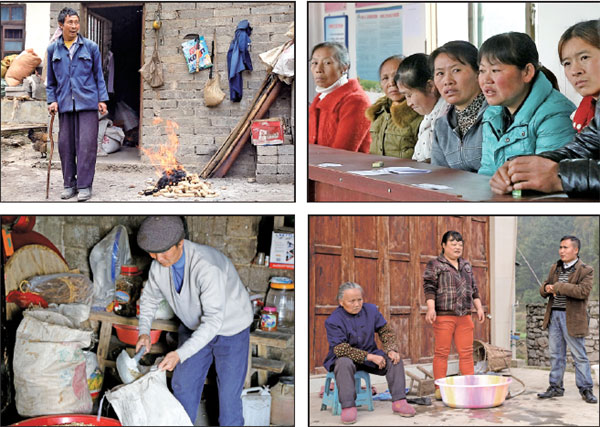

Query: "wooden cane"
<box><xmin>46</xmin><ymin>112</ymin><xmax>55</xmax><ymax>199</ymax></box>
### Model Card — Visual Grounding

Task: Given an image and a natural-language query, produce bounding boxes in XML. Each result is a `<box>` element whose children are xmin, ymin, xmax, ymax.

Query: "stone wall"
<box><xmin>48</xmin><ymin>3</ymin><xmax>295</xmax><ymax>180</ymax></box>
<box><xmin>526</xmin><ymin>301</ymin><xmax>599</xmax><ymax>367</ymax></box>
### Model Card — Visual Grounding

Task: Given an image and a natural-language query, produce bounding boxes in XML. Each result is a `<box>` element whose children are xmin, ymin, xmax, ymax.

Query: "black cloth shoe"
<box><xmin>537</xmin><ymin>385</ymin><xmax>564</xmax><ymax>398</ymax></box>
<box><xmin>581</xmin><ymin>389</ymin><xmax>598</xmax><ymax>404</ymax></box>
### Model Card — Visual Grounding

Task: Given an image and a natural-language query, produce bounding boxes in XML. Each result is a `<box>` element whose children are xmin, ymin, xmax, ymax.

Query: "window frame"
<box><xmin>1</xmin><ymin>3</ymin><xmax>26</xmax><ymax>59</ymax></box>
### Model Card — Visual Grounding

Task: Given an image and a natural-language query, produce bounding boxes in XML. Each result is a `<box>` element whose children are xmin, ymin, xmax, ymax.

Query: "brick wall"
<box><xmin>49</xmin><ymin>2</ymin><xmax>295</xmax><ymax>179</ymax></box>
<box><xmin>526</xmin><ymin>302</ymin><xmax>599</xmax><ymax>367</ymax></box>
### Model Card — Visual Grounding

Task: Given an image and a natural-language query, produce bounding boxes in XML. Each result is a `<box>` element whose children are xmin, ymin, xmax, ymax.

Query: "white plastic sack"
<box><xmin>101</xmin><ymin>126</ymin><xmax>124</xmax><ymax>154</ymax></box>
<box><xmin>115</xmin><ymin>101</ymin><xmax>138</xmax><ymax>132</ymax></box>
<box><xmin>90</xmin><ymin>225</ymin><xmax>132</xmax><ymax>310</ymax></box>
<box><xmin>105</xmin><ymin>368</ymin><xmax>192</xmax><ymax>426</ymax></box>
<box><xmin>13</xmin><ymin>309</ymin><xmax>93</xmax><ymax>417</ymax></box>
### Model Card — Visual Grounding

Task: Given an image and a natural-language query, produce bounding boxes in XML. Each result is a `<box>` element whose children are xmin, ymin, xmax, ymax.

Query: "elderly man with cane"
<box><xmin>46</xmin><ymin>7</ymin><xmax>108</xmax><ymax>202</ymax></box>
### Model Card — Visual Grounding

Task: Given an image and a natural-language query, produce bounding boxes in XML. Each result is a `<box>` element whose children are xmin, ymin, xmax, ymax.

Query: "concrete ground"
<box><xmin>1</xmin><ymin>137</ymin><xmax>294</xmax><ymax>202</ymax></box>
<box><xmin>309</xmin><ymin>366</ymin><xmax>599</xmax><ymax>426</ymax></box>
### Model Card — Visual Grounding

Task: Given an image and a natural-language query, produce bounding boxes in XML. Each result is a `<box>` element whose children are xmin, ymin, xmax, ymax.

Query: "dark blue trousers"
<box><xmin>58</xmin><ymin>110</ymin><xmax>98</xmax><ymax>190</ymax></box>
<box><xmin>172</xmin><ymin>324</ymin><xmax>250</xmax><ymax>426</ymax></box>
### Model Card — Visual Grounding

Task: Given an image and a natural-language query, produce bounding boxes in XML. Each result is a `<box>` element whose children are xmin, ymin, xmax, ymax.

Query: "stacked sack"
<box><xmin>4</xmin><ymin>49</ymin><xmax>41</xmax><ymax>86</ymax></box>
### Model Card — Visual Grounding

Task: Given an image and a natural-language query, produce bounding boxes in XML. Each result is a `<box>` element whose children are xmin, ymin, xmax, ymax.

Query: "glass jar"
<box><xmin>265</xmin><ymin>277</ymin><xmax>294</xmax><ymax>328</ymax></box>
<box><xmin>260</xmin><ymin>306</ymin><xmax>278</xmax><ymax>331</ymax></box>
<box><xmin>114</xmin><ymin>265</ymin><xmax>142</xmax><ymax>317</ymax></box>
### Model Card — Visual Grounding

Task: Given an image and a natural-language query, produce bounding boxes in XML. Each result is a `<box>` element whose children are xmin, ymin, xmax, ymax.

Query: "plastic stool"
<box><xmin>320</xmin><ymin>370</ymin><xmax>374</xmax><ymax>415</ymax></box>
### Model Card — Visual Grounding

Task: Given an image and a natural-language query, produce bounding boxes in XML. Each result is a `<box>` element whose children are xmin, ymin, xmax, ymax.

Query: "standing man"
<box><xmin>135</xmin><ymin>216</ymin><xmax>254</xmax><ymax>425</ymax></box>
<box><xmin>46</xmin><ymin>7</ymin><xmax>108</xmax><ymax>202</ymax></box>
<box><xmin>538</xmin><ymin>235</ymin><xmax>597</xmax><ymax>404</ymax></box>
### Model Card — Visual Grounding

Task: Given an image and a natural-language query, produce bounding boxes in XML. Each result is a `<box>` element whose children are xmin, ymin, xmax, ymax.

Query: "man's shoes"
<box><xmin>77</xmin><ymin>188</ymin><xmax>92</xmax><ymax>202</ymax></box>
<box><xmin>340</xmin><ymin>407</ymin><xmax>357</xmax><ymax>424</ymax></box>
<box><xmin>434</xmin><ymin>388</ymin><xmax>442</xmax><ymax>400</ymax></box>
<box><xmin>537</xmin><ymin>385</ymin><xmax>564</xmax><ymax>398</ymax></box>
<box><xmin>392</xmin><ymin>399</ymin><xmax>416</xmax><ymax>417</ymax></box>
<box><xmin>60</xmin><ymin>187</ymin><xmax>78</xmax><ymax>200</ymax></box>
<box><xmin>581</xmin><ymin>388</ymin><xmax>598</xmax><ymax>404</ymax></box>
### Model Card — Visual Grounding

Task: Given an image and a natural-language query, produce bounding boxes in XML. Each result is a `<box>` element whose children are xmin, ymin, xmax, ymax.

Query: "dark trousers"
<box><xmin>58</xmin><ymin>110</ymin><xmax>98</xmax><ymax>189</ymax></box>
<box><xmin>333</xmin><ymin>355</ymin><xmax>407</xmax><ymax>408</ymax></box>
<box><xmin>172</xmin><ymin>324</ymin><xmax>250</xmax><ymax>426</ymax></box>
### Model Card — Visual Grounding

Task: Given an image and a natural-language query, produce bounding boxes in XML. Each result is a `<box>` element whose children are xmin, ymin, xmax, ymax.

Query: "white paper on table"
<box><xmin>348</xmin><ymin>169</ymin><xmax>391</xmax><ymax>176</ymax></box>
<box><xmin>387</xmin><ymin>167</ymin><xmax>432</xmax><ymax>174</ymax></box>
<box><xmin>318</xmin><ymin>162</ymin><xmax>343</xmax><ymax>167</ymax></box>
<box><xmin>412</xmin><ymin>183</ymin><xmax>452</xmax><ymax>190</ymax></box>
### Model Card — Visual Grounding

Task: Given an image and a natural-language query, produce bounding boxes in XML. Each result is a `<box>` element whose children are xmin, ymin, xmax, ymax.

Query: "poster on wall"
<box><xmin>324</xmin><ymin>15</ymin><xmax>348</xmax><ymax>47</ymax></box>
<box><xmin>356</xmin><ymin>5</ymin><xmax>403</xmax><ymax>84</ymax></box>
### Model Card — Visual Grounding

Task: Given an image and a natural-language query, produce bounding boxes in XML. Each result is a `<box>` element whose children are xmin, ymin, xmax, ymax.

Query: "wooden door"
<box><xmin>309</xmin><ymin>216</ymin><xmax>490</xmax><ymax>374</ymax></box>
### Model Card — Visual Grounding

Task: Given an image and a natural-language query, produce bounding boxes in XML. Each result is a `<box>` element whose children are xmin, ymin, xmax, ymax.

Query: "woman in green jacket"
<box><xmin>366</xmin><ymin>55</ymin><xmax>423</xmax><ymax>158</ymax></box>
<box><xmin>478</xmin><ymin>32</ymin><xmax>576</xmax><ymax>176</ymax></box>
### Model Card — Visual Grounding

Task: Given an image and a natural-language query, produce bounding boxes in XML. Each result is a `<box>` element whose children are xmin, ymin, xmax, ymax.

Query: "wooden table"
<box><xmin>89</xmin><ymin>310</ymin><xmax>178</xmax><ymax>375</ymax></box>
<box><xmin>246</xmin><ymin>328</ymin><xmax>293</xmax><ymax>387</ymax></box>
<box><xmin>309</xmin><ymin>145</ymin><xmax>577</xmax><ymax>202</ymax></box>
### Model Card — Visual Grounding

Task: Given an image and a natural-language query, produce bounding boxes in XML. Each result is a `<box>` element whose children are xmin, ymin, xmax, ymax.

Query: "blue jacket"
<box><xmin>46</xmin><ymin>35</ymin><xmax>109</xmax><ymax>113</ymax></box>
<box><xmin>432</xmin><ymin>99</ymin><xmax>488</xmax><ymax>172</ymax></box>
<box><xmin>478</xmin><ymin>72</ymin><xmax>576</xmax><ymax>176</ymax></box>
<box><xmin>227</xmin><ymin>20</ymin><xmax>253</xmax><ymax>102</ymax></box>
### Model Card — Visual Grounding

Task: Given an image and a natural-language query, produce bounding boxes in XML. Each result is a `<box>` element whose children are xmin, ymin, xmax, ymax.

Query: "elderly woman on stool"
<box><xmin>323</xmin><ymin>282</ymin><xmax>415</xmax><ymax>424</ymax></box>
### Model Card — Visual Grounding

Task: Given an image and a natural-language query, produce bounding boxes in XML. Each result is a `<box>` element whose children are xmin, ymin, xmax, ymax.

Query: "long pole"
<box><xmin>45</xmin><ymin>113</ymin><xmax>55</xmax><ymax>199</ymax></box>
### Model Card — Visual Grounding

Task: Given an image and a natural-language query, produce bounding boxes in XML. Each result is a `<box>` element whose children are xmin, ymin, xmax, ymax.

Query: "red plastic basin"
<box><xmin>114</xmin><ymin>324</ymin><xmax>161</xmax><ymax>346</ymax></box>
<box><xmin>12</xmin><ymin>414</ymin><xmax>121</xmax><ymax>426</ymax></box>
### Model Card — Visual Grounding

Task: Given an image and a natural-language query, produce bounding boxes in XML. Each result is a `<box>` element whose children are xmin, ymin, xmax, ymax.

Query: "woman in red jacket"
<box><xmin>309</xmin><ymin>42</ymin><xmax>372</xmax><ymax>152</ymax></box>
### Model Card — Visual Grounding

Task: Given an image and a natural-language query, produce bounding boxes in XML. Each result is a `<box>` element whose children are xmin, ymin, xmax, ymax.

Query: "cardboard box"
<box><xmin>251</xmin><ymin>118</ymin><xmax>284</xmax><ymax>146</ymax></box>
<box><xmin>269</xmin><ymin>231</ymin><xmax>294</xmax><ymax>269</ymax></box>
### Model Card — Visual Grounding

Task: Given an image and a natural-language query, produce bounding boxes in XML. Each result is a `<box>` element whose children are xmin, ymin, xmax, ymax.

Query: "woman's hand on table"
<box><xmin>490</xmin><ymin>161</ymin><xmax>513</xmax><ymax>194</ymax></box>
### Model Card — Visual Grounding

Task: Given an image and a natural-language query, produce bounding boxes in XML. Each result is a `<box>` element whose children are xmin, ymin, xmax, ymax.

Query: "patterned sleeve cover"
<box><xmin>332</xmin><ymin>323</ymin><xmax>399</xmax><ymax>363</ymax></box>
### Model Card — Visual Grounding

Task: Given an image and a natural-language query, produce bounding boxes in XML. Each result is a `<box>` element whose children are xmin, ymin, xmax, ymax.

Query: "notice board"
<box><xmin>355</xmin><ymin>5</ymin><xmax>403</xmax><ymax>82</ymax></box>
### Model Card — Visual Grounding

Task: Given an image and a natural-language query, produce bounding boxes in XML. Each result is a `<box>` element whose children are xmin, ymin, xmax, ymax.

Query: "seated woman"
<box><xmin>324</xmin><ymin>282</ymin><xmax>415</xmax><ymax>424</ymax></box>
<box><xmin>478</xmin><ymin>32</ymin><xmax>576</xmax><ymax>176</ymax></box>
<box><xmin>309</xmin><ymin>42</ymin><xmax>372</xmax><ymax>152</ymax></box>
<box><xmin>489</xmin><ymin>20</ymin><xmax>599</xmax><ymax>198</ymax></box>
<box><xmin>430</xmin><ymin>41</ymin><xmax>487</xmax><ymax>172</ymax></box>
<box><xmin>395</xmin><ymin>53</ymin><xmax>449</xmax><ymax>162</ymax></box>
<box><xmin>423</xmin><ymin>231</ymin><xmax>485</xmax><ymax>400</ymax></box>
<box><xmin>366</xmin><ymin>55</ymin><xmax>423</xmax><ymax>158</ymax></box>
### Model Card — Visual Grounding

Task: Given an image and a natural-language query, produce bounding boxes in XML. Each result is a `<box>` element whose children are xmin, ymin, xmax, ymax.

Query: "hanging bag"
<box><xmin>204</xmin><ymin>29</ymin><xmax>226</xmax><ymax>107</ymax></box>
<box><xmin>139</xmin><ymin>31</ymin><xmax>164</xmax><ymax>88</ymax></box>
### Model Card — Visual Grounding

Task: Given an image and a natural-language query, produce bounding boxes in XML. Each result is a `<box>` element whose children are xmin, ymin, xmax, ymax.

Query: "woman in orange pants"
<box><xmin>423</xmin><ymin>230</ymin><xmax>485</xmax><ymax>400</ymax></box>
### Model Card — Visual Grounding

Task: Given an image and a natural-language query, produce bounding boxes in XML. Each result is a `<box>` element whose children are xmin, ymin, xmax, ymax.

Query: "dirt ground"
<box><xmin>309</xmin><ymin>366</ymin><xmax>600</xmax><ymax>426</ymax></box>
<box><xmin>1</xmin><ymin>141</ymin><xmax>294</xmax><ymax>202</ymax></box>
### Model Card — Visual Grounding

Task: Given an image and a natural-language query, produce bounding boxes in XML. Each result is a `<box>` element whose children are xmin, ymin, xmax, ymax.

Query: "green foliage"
<box><xmin>359</xmin><ymin>79</ymin><xmax>381</xmax><ymax>92</ymax></box>
<box><xmin>516</xmin><ymin>217</ymin><xmax>599</xmax><ymax>305</ymax></box>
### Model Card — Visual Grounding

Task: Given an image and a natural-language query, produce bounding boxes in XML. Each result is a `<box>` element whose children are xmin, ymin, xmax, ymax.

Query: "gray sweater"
<box><xmin>431</xmin><ymin>100</ymin><xmax>487</xmax><ymax>172</ymax></box>
<box><xmin>138</xmin><ymin>240</ymin><xmax>253</xmax><ymax>363</ymax></box>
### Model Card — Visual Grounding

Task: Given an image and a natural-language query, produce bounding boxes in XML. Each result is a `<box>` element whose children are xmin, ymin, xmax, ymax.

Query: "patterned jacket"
<box><xmin>423</xmin><ymin>254</ymin><xmax>480</xmax><ymax>316</ymax></box>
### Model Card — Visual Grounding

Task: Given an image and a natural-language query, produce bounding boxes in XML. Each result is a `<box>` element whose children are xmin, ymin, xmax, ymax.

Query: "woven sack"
<box><xmin>5</xmin><ymin>49</ymin><xmax>41</xmax><ymax>86</ymax></box>
<box><xmin>204</xmin><ymin>30</ymin><xmax>225</xmax><ymax>107</ymax></box>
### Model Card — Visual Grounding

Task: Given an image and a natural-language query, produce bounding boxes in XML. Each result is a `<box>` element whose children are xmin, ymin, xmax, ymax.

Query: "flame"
<box><xmin>141</xmin><ymin>118</ymin><xmax>185</xmax><ymax>177</ymax></box>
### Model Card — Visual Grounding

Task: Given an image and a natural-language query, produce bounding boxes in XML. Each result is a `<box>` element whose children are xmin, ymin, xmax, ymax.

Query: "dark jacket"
<box><xmin>540</xmin><ymin>259</ymin><xmax>594</xmax><ymax>337</ymax></box>
<box><xmin>46</xmin><ymin>35</ymin><xmax>108</xmax><ymax>113</ymax></box>
<box><xmin>227</xmin><ymin>20</ymin><xmax>253</xmax><ymax>102</ymax></box>
<box><xmin>366</xmin><ymin>96</ymin><xmax>423</xmax><ymax>159</ymax></box>
<box><xmin>431</xmin><ymin>100</ymin><xmax>487</xmax><ymax>172</ymax></box>
<box><xmin>538</xmin><ymin>100</ymin><xmax>599</xmax><ymax>199</ymax></box>
<box><xmin>423</xmin><ymin>254</ymin><xmax>480</xmax><ymax>316</ymax></box>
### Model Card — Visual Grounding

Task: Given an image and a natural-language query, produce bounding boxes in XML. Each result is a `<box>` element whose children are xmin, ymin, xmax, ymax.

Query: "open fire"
<box><xmin>139</xmin><ymin>118</ymin><xmax>218</xmax><ymax>199</ymax></box>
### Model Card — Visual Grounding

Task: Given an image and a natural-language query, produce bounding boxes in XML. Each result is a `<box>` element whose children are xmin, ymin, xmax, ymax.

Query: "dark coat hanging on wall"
<box><xmin>226</xmin><ymin>20</ymin><xmax>253</xmax><ymax>102</ymax></box>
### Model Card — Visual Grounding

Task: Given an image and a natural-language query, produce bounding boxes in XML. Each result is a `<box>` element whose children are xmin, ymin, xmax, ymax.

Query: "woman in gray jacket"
<box><xmin>430</xmin><ymin>41</ymin><xmax>487</xmax><ymax>172</ymax></box>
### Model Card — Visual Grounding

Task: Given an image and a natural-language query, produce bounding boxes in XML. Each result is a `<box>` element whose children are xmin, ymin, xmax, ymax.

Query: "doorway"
<box><xmin>83</xmin><ymin>3</ymin><xmax>144</xmax><ymax>151</ymax></box>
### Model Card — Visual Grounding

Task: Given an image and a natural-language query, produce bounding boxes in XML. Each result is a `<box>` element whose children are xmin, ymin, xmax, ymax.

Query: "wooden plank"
<box><xmin>250</xmin><ymin>329</ymin><xmax>292</xmax><ymax>348</ymax></box>
<box><xmin>89</xmin><ymin>311</ymin><xmax>179</xmax><ymax>332</ymax></box>
<box><xmin>251</xmin><ymin>356</ymin><xmax>285</xmax><ymax>373</ymax></box>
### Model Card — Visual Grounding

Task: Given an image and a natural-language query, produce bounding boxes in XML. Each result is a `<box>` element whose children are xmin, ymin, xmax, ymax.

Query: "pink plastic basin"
<box><xmin>434</xmin><ymin>375</ymin><xmax>511</xmax><ymax>408</ymax></box>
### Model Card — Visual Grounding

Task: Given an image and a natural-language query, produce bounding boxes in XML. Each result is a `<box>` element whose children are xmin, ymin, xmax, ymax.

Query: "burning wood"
<box><xmin>140</xmin><ymin>168</ymin><xmax>218</xmax><ymax>198</ymax></box>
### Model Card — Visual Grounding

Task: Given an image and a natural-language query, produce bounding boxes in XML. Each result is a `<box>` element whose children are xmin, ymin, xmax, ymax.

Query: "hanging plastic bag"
<box><xmin>139</xmin><ymin>32</ymin><xmax>164</xmax><ymax>88</ymax></box>
<box><xmin>89</xmin><ymin>225</ymin><xmax>132</xmax><ymax>311</ymax></box>
<box><xmin>181</xmin><ymin>35</ymin><xmax>212</xmax><ymax>73</ymax></box>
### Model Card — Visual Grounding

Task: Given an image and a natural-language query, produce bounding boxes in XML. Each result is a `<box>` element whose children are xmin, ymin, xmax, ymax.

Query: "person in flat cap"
<box><xmin>135</xmin><ymin>216</ymin><xmax>253</xmax><ymax>426</ymax></box>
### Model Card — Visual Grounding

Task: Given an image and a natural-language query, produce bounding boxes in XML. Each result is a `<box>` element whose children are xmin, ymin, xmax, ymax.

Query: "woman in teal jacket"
<box><xmin>477</xmin><ymin>32</ymin><xmax>576</xmax><ymax>176</ymax></box>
